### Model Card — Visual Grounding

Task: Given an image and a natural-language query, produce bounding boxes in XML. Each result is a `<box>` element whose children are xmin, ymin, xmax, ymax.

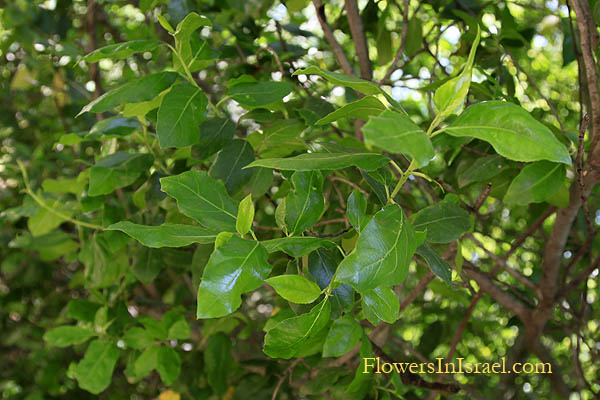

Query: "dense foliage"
<box><xmin>1</xmin><ymin>0</ymin><xmax>599</xmax><ymax>399</ymax></box>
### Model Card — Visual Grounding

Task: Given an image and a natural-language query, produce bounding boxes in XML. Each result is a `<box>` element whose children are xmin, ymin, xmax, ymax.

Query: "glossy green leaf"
<box><xmin>82</xmin><ymin>40</ymin><xmax>163</xmax><ymax>62</ymax></box>
<box><xmin>236</xmin><ymin>194</ymin><xmax>254</xmax><ymax>236</ymax></box>
<box><xmin>160</xmin><ymin>170</ymin><xmax>238</xmax><ymax>231</ymax></box>
<box><xmin>209</xmin><ymin>139</ymin><xmax>255</xmax><ymax>195</ymax></box>
<box><xmin>416</xmin><ymin>243</ymin><xmax>452</xmax><ymax>284</ymax></box>
<box><xmin>433</xmin><ymin>26</ymin><xmax>480</xmax><ymax>118</ymax></box>
<box><xmin>336</xmin><ymin>204</ymin><xmax>417</xmax><ymax>292</ymax></box>
<box><xmin>262</xmin><ymin>237</ymin><xmax>335</xmax><ymax>258</ymax></box>
<box><xmin>246</xmin><ymin>152</ymin><xmax>390</xmax><ymax>171</ymax></box>
<box><xmin>504</xmin><ymin>161</ymin><xmax>566</xmax><ymax>205</ymax></box>
<box><xmin>363</xmin><ymin>110</ymin><xmax>435</xmax><ymax>167</ymax></box>
<box><xmin>197</xmin><ymin>235</ymin><xmax>271</xmax><ymax>318</ymax></box>
<box><xmin>74</xmin><ymin>340</ymin><xmax>120</xmax><ymax>394</ymax></box>
<box><xmin>347</xmin><ymin>190</ymin><xmax>369</xmax><ymax>233</ymax></box>
<box><xmin>412</xmin><ymin>200</ymin><xmax>472</xmax><ymax>243</ymax></box>
<box><xmin>265</xmin><ymin>275</ymin><xmax>322</xmax><ymax>304</ymax></box>
<box><xmin>43</xmin><ymin>326</ymin><xmax>95</xmax><ymax>347</ymax></box>
<box><xmin>445</xmin><ymin>101</ymin><xmax>571</xmax><ymax>164</ymax></box>
<box><xmin>157</xmin><ymin>83</ymin><xmax>207</xmax><ymax>148</ymax></box>
<box><xmin>204</xmin><ymin>333</ymin><xmax>232</xmax><ymax>396</ymax></box>
<box><xmin>107</xmin><ymin>221</ymin><xmax>217</xmax><ymax>248</ymax></box>
<box><xmin>293</xmin><ymin>66</ymin><xmax>381</xmax><ymax>95</ymax></box>
<box><xmin>228</xmin><ymin>81</ymin><xmax>292</xmax><ymax>108</ymax></box>
<box><xmin>322</xmin><ymin>315</ymin><xmax>362</xmax><ymax>357</ymax></box>
<box><xmin>263</xmin><ymin>298</ymin><xmax>331</xmax><ymax>359</ymax></box>
<box><xmin>285</xmin><ymin>171</ymin><xmax>325</xmax><ymax>235</ymax></box>
<box><xmin>308</xmin><ymin>249</ymin><xmax>355</xmax><ymax>316</ymax></box>
<box><xmin>361</xmin><ymin>286</ymin><xmax>399</xmax><ymax>324</ymax></box>
<box><xmin>316</xmin><ymin>96</ymin><xmax>386</xmax><ymax>125</ymax></box>
<box><xmin>77</xmin><ymin>72</ymin><xmax>178</xmax><ymax>116</ymax></box>
<box><xmin>88</xmin><ymin>152</ymin><xmax>153</xmax><ymax>196</ymax></box>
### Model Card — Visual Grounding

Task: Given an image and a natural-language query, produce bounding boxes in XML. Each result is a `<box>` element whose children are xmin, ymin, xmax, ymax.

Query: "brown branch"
<box><xmin>344</xmin><ymin>0</ymin><xmax>372</xmax><ymax>80</ymax></box>
<box><xmin>462</xmin><ymin>264</ymin><xmax>531</xmax><ymax>321</ymax></box>
<box><xmin>467</xmin><ymin>234</ymin><xmax>539</xmax><ymax>293</ymax></box>
<box><xmin>398</xmin><ymin>271</ymin><xmax>435</xmax><ymax>312</ymax></box>
<box><xmin>311</xmin><ymin>0</ymin><xmax>354</xmax><ymax>76</ymax></box>
<box><xmin>381</xmin><ymin>0</ymin><xmax>409</xmax><ymax>83</ymax></box>
<box><xmin>577</xmin><ymin>113</ymin><xmax>593</xmax><ymax>233</ymax></box>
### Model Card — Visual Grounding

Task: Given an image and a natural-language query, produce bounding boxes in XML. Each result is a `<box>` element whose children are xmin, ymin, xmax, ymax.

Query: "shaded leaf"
<box><xmin>107</xmin><ymin>221</ymin><xmax>218</xmax><ymax>248</ymax></box>
<box><xmin>74</xmin><ymin>340</ymin><xmax>120</xmax><ymax>394</ymax></box>
<box><xmin>504</xmin><ymin>161</ymin><xmax>566</xmax><ymax>205</ymax></box>
<box><xmin>157</xmin><ymin>83</ymin><xmax>207</xmax><ymax>148</ymax></box>
<box><xmin>412</xmin><ymin>200</ymin><xmax>471</xmax><ymax>243</ymax></box>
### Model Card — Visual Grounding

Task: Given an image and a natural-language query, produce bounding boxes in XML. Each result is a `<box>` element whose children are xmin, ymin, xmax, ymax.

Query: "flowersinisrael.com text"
<box><xmin>362</xmin><ymin>357</ymin><xmax>552</xmax><ymax>375</ymax></box>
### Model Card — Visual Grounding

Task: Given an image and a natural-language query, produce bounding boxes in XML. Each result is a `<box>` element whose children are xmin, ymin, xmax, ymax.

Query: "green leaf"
<box><xmin>316</xmin><ymin>96</ymin><xmax>386</xmax><ymax>125</ymax></box>
<box><xmin>156</xmin><ymin>346</ymin><xmax>181</xmax><ymax>385</ymax></box>
<box><xmin>107</xmin><ymin>221</ymin><xmax>218</xmax><ymax>248</ymax></box>
<box><xmin>195</xmin><ymin>117</ymin><xmax>235</xmax><ymax>160</ymax></box>
<box><xmin>28</xmin><ymin>198</ymin><xmax>73</xmax><ymax>236</ymax></box>
<box><xmin>361</xmin><ymin>286</ymin><xmax>399</xmax><ymax>324</ymax></box>
<box><xmin>77</xmin><ymin>72</ymin><xmax>178</xmax><ymax>116</ymax></box>
<box><xmin>43</xmin><ymin>326</ymin><xmax>95</xmax><ymax>347</ymax></box>
<box><xmin>157</xmin><ymin>83</ymin><xmax>207</xmax><ymax>148</ymax></box>
<box><xmin>263</xmin><ymin>298</ymin><xmax>331</xmax><ymax>359</ymax></box>
<box><xmin>265</xmin><ymin>275</ymin><xmax>322</xmax><ymax>304</ymax></box>
<box><xmin>209</xmin><ymin>139</ymin><xmax>255</xmax><ymax>195</ymax></box>
<box><xmin>173</xmin><ymin>12</ymin><xmax>211</xmax><ymax>43</ymax></box>
<box><xmin>228</xmin><ymin>81</ymin><xmax>292</xmax><ymax>108</ymax></box>
<box><xmin>412</xmin><ymin>200</ymin><xmax>472</xmax><ymax>243</ymax></box>
<box><xmin>416</xmin><ymin>243</ymin><xmax>452</xmax><ymax>284</ymax></box>
<box><xmin>504</xmin><ymin>161</ymin><xmax>566</xmax><ymax>205</ymax></box>
<box><xmin>236</xmin><ymin>194</ymin><xmax>254</xmax><ymax>236</ymax></box>
<box><xmin>197</xmin><ymin>235</ymin><xmax>271</xmax><ymax>318</ymax></box>
<box><xmin>433</xmin><ymin>25</ymin><xmax>480</xmax><ymax>118</ymax></box>
<box><xmin>444</xmin><ymin>101</ymin><xmax>571</xmax><ymax>164</ymax></box>
<box><xmin>160</xmin><ymin>170</ymin><xmax>238</xmax><ymax>231</ymax></box>
<box><xmin>404</xmin><ymin>18</ymin><xmax>423</xmax><ymax>57</ymax></box>
<box><xmin>254</xmin><ymin>119</ymin><xmax>306</xmax><ymax>158</ymax></box>
<box><xmin>285</xmin><ymin>171</ymin><xmax>325</xmax><ymax>235</ymax></box>
<box><xmin>347</xmin><ymin>190</ymin><xmax>369</xmax><ymax>233</ymax></box>
<box><xmin>308</xmin><ymin>249</ymin><xmax>355</xmax><ymax>315</ymax></box>
<box><xmin>123</xmin><ymin>327</ymin><xmax>155</xmax><ymax>350</ymax></box>
<box><xmin>246</xmin><ymin>152</ymin><xmax>390</xmax><ymax>171</ymax></box>
<box><xmin>74</xmin><ymin>340</ymin><xmax>120</xmax><ymax>394</ymax></box>
<box><xmin>363</xmin><ymin>110</ymin><xmax>435</xmax><ymax>167</ymax></box>
<box><xmin>336</xmin><ymin>204</ymin><xmax>417</xmax><ymax>292</ymax></box>
<box><xmin>79</xmin><ymin>235</ymin><xmax>127</xmax><ymax>288</ymax></box>
<box><xmin>322</xmin><ymin>315</ymin><xmax>362</xmax><ymax>357</ymax></box>
<box><xmin>262</xmin><ymin>237</ymin><xmax>335</xmax><ymax>258</ymax></box>
<box><xmin>132</xmin><ymin>247</ymin><xmax>164</xmax><ymax>284</ymax></box>
<box><xmin>132</xmin><ymin>346</ymin><xmax>159</xmax><ymax>379</ymax></box>
<box><xmin>81</xmin><ymin>40</ymin><xmax>163</xmax><ymax>62</ymax></box>
<box><xmin>86</xmin><ymin>116</ymin><xmax>140</xmax><ymax>140</ymax></box>
<box><xmin>162</xmin><ymin>310</ymin><xmax>191</xmax><ymax>340</ymax></box>
<box><xmin>88</xmin><ymin>152</ymin><xmax>153</xmax><ymax>196</ymax></box>
<box><xmin>204</xmin><ymin>333</ymin><xmax>232</xmax><ymax>396</ymax></box>
<box><xmin>293</xmin><ymin>66</ymin><xmax>381</xmax><ymax>95</ymax></box>
<box><xmin>457</xmin><ymin>154</ymin><xmax>509</xmax><ymax>188</ymax></box>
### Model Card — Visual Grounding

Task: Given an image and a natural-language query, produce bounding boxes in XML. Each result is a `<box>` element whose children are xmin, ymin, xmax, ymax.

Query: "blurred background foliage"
<box><xmin>0</xmin><ymin>0</ymin><xmax>598</xmax><ymax>399</ymax></box>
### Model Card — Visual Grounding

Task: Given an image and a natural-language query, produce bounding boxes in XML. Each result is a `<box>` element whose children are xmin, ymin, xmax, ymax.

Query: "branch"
<box><xmin>344</xmin><ymin>0</ymin><xmax>372</xmax><ymax>80</ymax></box>
<box><xmin>381</xmin><ymin>0</ymin><xmax>409</xmax><ymax>83</ymax></box>
<box><xmin>462</xmin><ymin>264</ymin><xmax>531</xmax><ymax>321</ymax></box>
<box><xmin>311</xmin><ymin>0</ymin><xmax>354</xmax><ymax>76</ymax></box>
